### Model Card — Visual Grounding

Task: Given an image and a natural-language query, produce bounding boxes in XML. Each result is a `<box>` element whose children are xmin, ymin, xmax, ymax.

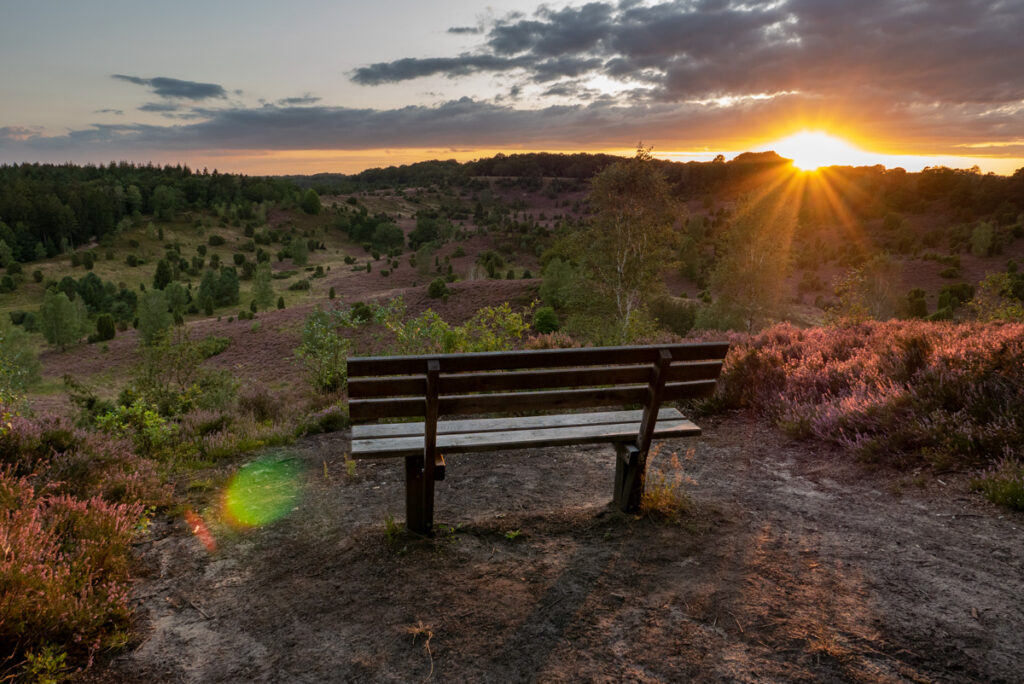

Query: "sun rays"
<box><xmin>769</xmin><ymin>131</ymin><xmax>877</xmax><ymax>171</ymax></box>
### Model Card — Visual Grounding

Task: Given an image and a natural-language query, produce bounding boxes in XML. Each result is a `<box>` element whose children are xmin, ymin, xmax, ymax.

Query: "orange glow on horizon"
<box><xmin>128</xmin><ymin>143</ymin><xmax>1022</xmax><ymax>177</ymax></box>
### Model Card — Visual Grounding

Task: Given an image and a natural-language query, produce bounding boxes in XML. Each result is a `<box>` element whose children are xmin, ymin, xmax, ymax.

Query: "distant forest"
<box><xmin>0</xmin><ymin>163</ymin><xmax>297</xmax><ymax>262</ymax></box>
<box><xmin>294</xmin><ymin>151</ymin><xmax>1023</xmax><ymax>221</ymax></box>
<box><xmin>3</xmin><ymin>153</ymin><xmax>1022</xmax><ymax>267</ymax></box>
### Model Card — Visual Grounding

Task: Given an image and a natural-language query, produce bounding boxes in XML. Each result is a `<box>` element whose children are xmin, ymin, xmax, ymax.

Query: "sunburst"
<box><xmin>769</xmin><ymin>131</ymin><xmax>874</xmax><ymax>171</ymax></box>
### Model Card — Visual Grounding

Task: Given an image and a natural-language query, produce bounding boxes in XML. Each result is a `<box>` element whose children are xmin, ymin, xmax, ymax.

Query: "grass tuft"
<box><xmin>641</xmin><ymin>446</ymin><xmax>695</xmax><ymax>521</ymax></box>
<box><xmin>972</xmin><ymin>457</ymin><xmax>1024</xmax><ymax>510</ymax></box>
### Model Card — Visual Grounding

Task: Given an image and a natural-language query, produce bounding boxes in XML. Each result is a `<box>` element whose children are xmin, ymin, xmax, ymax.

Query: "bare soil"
<box><xmin>88</xmin><ymin>414</ymin><xmax>1023</xmax><ymax>683</ymax></box>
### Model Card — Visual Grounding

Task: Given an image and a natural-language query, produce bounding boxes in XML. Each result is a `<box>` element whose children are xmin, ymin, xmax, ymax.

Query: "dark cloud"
<box><xmin>447</xmin><ymin>26</ymin><xmax>482</xmax><ymax>35</ymax></box>
<box><xmin>352</xmin><ymin>55</ymin><xmax>530</xmax><ymax>84</ymax></box>
<box><xmin>138</xmin><ymin>102</ymin><xmax>181</xmax><ymax>113</ymax></box>
<box><xmin>94</xmin><ymin>108</ymin><xmax>124</xmax><ymax>115</ymax></box>
<box><xmin>350</xmin><ymin>0</ymin><xmax>1024</xmax><ymax>110</ymax></box>
<box><xmin>5</xmin><ymin>94</ymin><xmax>1019</xmax><ymax>161</ymax></box>
<box><xmin>112</xmin><ymin>74</ymin><xmax>227</xmax><ymax>100</ymax></box>
<box><xmin>277</xmin><ymin>95</ymin><xmax>321</xmax><ymax>106</ymax></box>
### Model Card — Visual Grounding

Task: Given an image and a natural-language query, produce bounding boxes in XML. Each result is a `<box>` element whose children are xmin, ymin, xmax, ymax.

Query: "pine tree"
<box><xmin>153</xmin><ymin>258</ymin><xmax>173</xmax><ymax>290</ymax></box>
<box><xmin>216</xmin><ymin>267</ymin><xmax>240</xmax><ymax>306</ymax></box>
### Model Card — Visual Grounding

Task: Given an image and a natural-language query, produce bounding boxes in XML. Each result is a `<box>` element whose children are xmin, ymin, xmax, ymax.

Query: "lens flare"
<box><xmin>184</xmin><ymin>509</ymin><xmax>217</xmax><ymax>553</ymax></box>
<box><xmin>223</xmin><ymin>456</ymin><xmax>304</xmax><ymax>528</ymax></box>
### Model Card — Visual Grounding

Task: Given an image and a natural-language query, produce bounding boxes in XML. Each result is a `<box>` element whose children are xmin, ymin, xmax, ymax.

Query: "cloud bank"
<box><xmin>3</xmin><ymin>1</ymin><xmax>1023</xmax><ymax>167</ymax></box>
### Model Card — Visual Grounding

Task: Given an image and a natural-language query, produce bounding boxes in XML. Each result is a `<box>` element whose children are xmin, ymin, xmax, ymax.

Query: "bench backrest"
<box><xmin>347</xmin><ymin>342</ymin><xmax>729</xmax><ymax>423</ymax></box>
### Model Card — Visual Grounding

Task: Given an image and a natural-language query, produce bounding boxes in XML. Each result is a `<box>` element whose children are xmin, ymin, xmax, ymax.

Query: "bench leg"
<box><xmin>404</xmin><ymin>454</ymin><xmax>435</xmax><ymax>535</ymax></box>
<box><xmin>614</xmin><ymin>443</ymin><xmax>646</xmax><ymax>513</ymax></box>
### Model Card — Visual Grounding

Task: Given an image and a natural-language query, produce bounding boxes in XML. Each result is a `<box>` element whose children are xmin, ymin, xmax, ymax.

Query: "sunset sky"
<box><xmin>2</xmin><ymin>0</ymin><xmax>1022</xmax><ymax>175</ymax></box>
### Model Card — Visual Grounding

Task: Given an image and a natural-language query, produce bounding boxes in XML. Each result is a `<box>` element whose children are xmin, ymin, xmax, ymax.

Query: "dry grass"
<box><xmin>402</xmin><ymin>620</ymin><xmax>435</xmax><ymax>682</ymax></box>
<box><xmin>640</xmin><ymin>445</ymin><xmax>696</xmax><ymax>520</ymax></box>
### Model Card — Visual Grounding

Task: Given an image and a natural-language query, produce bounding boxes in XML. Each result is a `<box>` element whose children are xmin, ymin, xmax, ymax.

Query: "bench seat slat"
<box><xmin>352</xmin><ymin>407</ymin><xmax>686</xmax><ymax>440</ymax></box>
<box><xmin>351</xmin><ymin>415</ymin><xmax>701</xmax><ymax>458</ymax></box>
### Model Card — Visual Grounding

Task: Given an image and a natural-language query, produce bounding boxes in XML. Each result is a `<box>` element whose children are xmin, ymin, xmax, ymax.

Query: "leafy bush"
<box><xmin>296</xmin><ymin>307</ymin><xmax>351</xmax><ymax>393</ymax></box>
<box><xmin>208</xmin><ymin>234</ymin><xmax>226</xmax><ymax>246</ymax></box>
<box><xmin>288</xmin><ymin>279</ymin><xmax>311</xmax><ymax>291</ymax></box>
<box><xmin>387</xmin><ymin>303</ymin><xmax>530</xmax><ymax>355</ymax></box>
<box><xmin>96</xmin><ymin>401</ymin><xmax>178</xmax><ymax>458</ymax></box>
<box><xmin>119</xmin><ymin>332</ymin><xmax>237</xmax><ymax>417</ymax></box>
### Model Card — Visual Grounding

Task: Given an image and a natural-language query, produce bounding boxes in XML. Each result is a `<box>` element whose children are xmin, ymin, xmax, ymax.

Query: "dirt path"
<box><xmin>93</xmin><ymin>414</ymin><xmax>1023</xmax><ymax>682</ymax></box>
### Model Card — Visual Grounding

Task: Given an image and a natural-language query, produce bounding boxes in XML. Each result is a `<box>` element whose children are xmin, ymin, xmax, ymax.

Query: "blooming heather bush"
<box><xmin>0</xmin><ymin>469</ymin><xmax>141</xmax><ymax>672</ymax></box>
<box><xmin>703</xmin><ymin>321</ymin><xmax>1024</xmax><ymax>470</ymax></box>
<box><xmin>0</xmin><ymin>407</ymin><xmax>170</xmax><ymax>676</ymax></box>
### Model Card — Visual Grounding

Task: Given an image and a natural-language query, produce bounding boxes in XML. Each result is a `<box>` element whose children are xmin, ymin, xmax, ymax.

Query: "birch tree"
<box><xmin>583</xmin><ymin>146</ymin><xmax>677</xmax><ymax>337</ymax></box>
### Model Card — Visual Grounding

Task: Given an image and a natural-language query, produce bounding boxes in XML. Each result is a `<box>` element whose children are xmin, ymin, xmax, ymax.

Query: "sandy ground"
<box><xmin>83</xmin><ymin>413</ymin><xmax>1023</xmax><ymax>683</ymax></box>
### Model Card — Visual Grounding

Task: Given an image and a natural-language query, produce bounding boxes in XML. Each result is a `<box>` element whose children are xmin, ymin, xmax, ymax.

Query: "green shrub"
<box><xmin>906</xmin><ymin>289</ymin><xmax>928</xmax><ymax>319</ymax></box>
<box><xmin>350</xmin><ymin>301</ymin><xmax>373</xmax><ymax>322</ymax></box>
<box><xmin>197</xmin><ymin>335</ymin><xmax>230</xmax><ymax>358</ymax></box>
<box><xmin>532</xmin><ymin>306</ymin><xmax>560</xmax><ymax>333</ymax></box>
<box><xmin>972</xmin><ymin>459</ymin><xmax>1024</xmax><ymax>510</ymax></box>
<box><xmin>296</xmin><ymin>307</ymin><xmax>350</xmax><ymax>393</ymax></box>
<box><xmin>94</xmin><ymin>314</ymin><xmax>116</xmax><ymax>342</ymax></box>
<box><xmin>288</xmin><ymin>279</ymin><xmax>311</xmax><ymax>291</ymax></box>
<box><xmin>208</xmin><ymin>234</ymin><xmax>225</xmax><ymax>246</ymax></box>
<box><xmin>96</xmin><ymin>401</ymin><xmax>178</xmax><ymax>457</ymax></box>
<box><xmin>427</xmin><ymin>278</ymin><xmax>450</xmax><ymax>299</ymax></box>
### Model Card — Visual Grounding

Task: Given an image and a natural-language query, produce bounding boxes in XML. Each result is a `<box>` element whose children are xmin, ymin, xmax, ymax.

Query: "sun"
<box><xmin>769</xmin><ymin>131</ymin><xmax>873</xmax><ymax>171</ymax></box>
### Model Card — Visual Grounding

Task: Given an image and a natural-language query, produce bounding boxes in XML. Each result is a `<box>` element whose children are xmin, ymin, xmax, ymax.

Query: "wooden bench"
<box><xmin>347</xmin><ymin>342</ymin><xmax>729</xmax><ymax>534</ymax></box>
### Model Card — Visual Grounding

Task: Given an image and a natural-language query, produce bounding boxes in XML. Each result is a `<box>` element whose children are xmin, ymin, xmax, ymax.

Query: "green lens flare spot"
<box><xmin>224</xmin><ymin>456</ymin><xmax>304</xmax><ymax>528</ymax></box>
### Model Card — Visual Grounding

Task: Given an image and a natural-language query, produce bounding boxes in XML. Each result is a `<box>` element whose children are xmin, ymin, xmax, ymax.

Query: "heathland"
<box><xmin>1</xmin><ymin>152</ymin><xmax>1022</xmax><ymax>681</ymax></box>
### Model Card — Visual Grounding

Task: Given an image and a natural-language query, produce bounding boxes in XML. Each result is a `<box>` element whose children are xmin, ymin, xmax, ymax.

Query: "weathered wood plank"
<box><xmin>439</xmin><ymin>385</ymin><xmax>649</xmax><ymax>415</ymax></box>
<box><xmin>348</xmin><ymin>361</ymin><xmax>724</xmax><ymax>399</ymax></box>
<box><xmin>348</xmin><ymin>375</ymin><xmax>425</xmax><ymax>399</ymax></box>
<box><xmin>667</xmin><ymin>360</ymin><xmax>724</xmax><ymax>383</ymax></box>
<box><xmin>440</xmin><ymin>365</ymin><xmax>649</xmax><ymax>394</ymax></box>
<box><xmin>352</xmin><ymin>407</ymin><xmax>686</xmax><ymax>439</ymax></box>
<box><xmin>347</xmin><ymin>342</ymin><xmax>730</xmax><ymax>377</ymax></box>
<box><xmin>661</xmin><ymin>379</ymin><xmax>719</xmax><ymax>402</ymax></box>
<box><xmin>349</xmin><ymin>397</ymin><xmax>425</xmax><ymax>421</ymax></box>
<box><xmin>351</xmin><ymin>417</ymin><xmax>701</xmax><ymax>458</ymax></box>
